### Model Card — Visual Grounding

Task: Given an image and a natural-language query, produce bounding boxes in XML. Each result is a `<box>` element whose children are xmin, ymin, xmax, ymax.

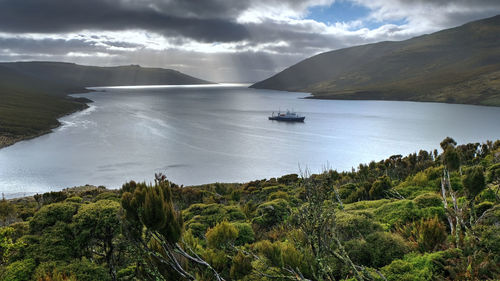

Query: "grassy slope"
<box><xmin>0</xmin><ymin>66</ymin><xmax>88</xmax><ymax>148</ymax></box>
<box><xmin>251</xmin><ymin>15</ymin><xmax>500</xmax><ymax>106</ymax></box>
<box><xmin>0</xmin><ymin>62</ymin><xmax>212</xmax><ymax>148</ymax></box>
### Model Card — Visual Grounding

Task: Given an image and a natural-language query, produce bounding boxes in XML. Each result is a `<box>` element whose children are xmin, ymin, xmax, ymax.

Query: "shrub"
<box><xmin>253</xmin><ymin>240</ymin><xmax>283</xmax><ymax>267</ymax></box>
<box><xmin>29</xmin><ymin>202</ymin><xmax>79</xmax><ymax>234</ymax></box>
<box><xmin>0</xmin><ymin>199</ymin><xmax>16</xmax><ymax>226</ymax></box>
<box><xmin>203</xmin><ymin>249</ymin><xmax>228</xmax><ymax>272</ymax></box>
<box><xmin>268</xmin><ymin>191</ymin><xmax>289</xmax><ymax>201</ymax></box>
<box><xmin>415</xmin><ymin>217</ymin><xmax>447</xmax><ymax>252</ymax></box>
<box><xmin>345</xmin><ymin>239</ymin><xmax>371</xmax><ymax>266</ymax></box>
<box><xmin>476</xmin><ymin>201</ymin><xmax>494</xmax><ymax>217</ymax></box>
<box><xmin>252</xmin><ymin>199</ymin><xmax>290</xmax><ymax>229</ymax></box>
<box><xmin>281</xmin><ymin>242</ymin><xmax>304</xmax><ymax>271</ymax></box>
<box><xmin>64</xmin><ymin>258</ymin><xmax>111</xmax><ymax>281</ymax></box>
<box><xmin>1</xmin><ymin>258</ymin><xmax>36</xmax><ymax>281</ymax></box>
<box><xmin>374</xmin><ymin>200</ymin><xmax>444</xmax><ymax>228</ymax></box>
<box><xmin>36</xmin><ymin>221</ymin><xmax>77</xmax><ymax>261</ymax></box>
<box><xmin>230</xmin><ymin>252</ymin><xmax>253</xmax><ymax>280</ymax></box>
<box><xmin>462</xmin><ymin>166</ymin><xmax>486</xmax><ymax>200</ymax></box>
<box><xmin>369</xmin><ymin>176</ymin><xmax>392</xmax><ymax>199</ymax></box>
<box><xmin>224</xmin><ymin>206</ymin><xmax>246</xmax><ymax>221</ymax></box>
<box><xmin>64</xmin><ymin>197</ymin><xmax>82</xmax><ymax>203</ymax></box>
<box><xmin>380</xmin><ymin>250</ymin><xmax>462</xmax><ymax>281</ymax></box>
<box><xmin>366</xmin><ymin>232</ymin><xmax>410</xmax><ymax>267</ymax></box>
<box><xmin>186</xmin><ymin>222</ymin><xmax>207</xmax><ymax>238</ymax></box>
<box><xmin>233</xmin><ymin>223</ymin><xmax>255</xmax><ymax>245</ymax></box>
<box><xmin>414</xmin><ymin>193</ymin><xmax>443</xmax><ymax>208</ymax></box>
<box><xmin>335</xmin><ymin>212</ymin><xmax>382</xmax><ymax>241</ymax></box>
<box><xmin>94</xmin><ymin>192</ymin><xmax>120</xmax><ymax>202</ymax></box>
<box><xmin>206</xmin><ymin>221</ymin><xmax>238</xmax><ymax>250</ymax></box>
<box><xmin>40</xmin><ymin>192</ymin><xmax>67</xmax><ymax>205</ymax></box>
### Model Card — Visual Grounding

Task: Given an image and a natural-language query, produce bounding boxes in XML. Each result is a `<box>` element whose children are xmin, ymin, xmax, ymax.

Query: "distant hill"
<box><xmin>0</xmin><ymin>62</ymin><xmax>210</xmax><ymax>93</ymax></box>
<box><xmin>0</xmin><ymin>62</ymin><xmax>212</xmax><ymax>148</ymax></box>
<box><xmin>251</xmin><ymin>15</ymin><xmax>500</xmax><ymax>106</ymax></box>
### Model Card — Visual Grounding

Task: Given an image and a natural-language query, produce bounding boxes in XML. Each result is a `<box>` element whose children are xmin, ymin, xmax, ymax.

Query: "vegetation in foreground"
<box><xmin>1</xmin><ymin>138</ymin><xmax>499</xmax><ymax>280</ymax></box>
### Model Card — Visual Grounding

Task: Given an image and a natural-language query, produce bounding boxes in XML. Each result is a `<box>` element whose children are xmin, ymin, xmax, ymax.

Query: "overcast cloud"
<box><xmin>0</xmin><ymin>0</ymin><xmax>499</xmax><ymax>82</ymax></box>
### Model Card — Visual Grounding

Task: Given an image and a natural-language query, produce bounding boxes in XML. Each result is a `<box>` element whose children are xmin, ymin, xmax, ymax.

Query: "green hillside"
<box><xmin>0</xmin><ymin>62</ymin><xmax>212</xmax><ymax>148</ymax></box>
<box><xmin>1</xmin><ymin>138</ymin><xmax>499</xmax><ymax>280</ymax></box>
<box><xmin>251</xmin><ymin>15</ymin><xmax>500</xmax><ymax>106</ymax></box>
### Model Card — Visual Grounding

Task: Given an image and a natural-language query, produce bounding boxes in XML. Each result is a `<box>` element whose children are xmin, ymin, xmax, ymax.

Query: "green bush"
<box><xmin>415</xmin><ymin>217</ymin><xmax>447</xmax><ymax>252</ymax></box>
<box><xmin>379</xmin><ymin>250</ymin><xmax>462</xmax><ymax>281</ymax></box>
<box><xmin>29</xmin><ymin>202</ymin><xmax>79</xmax><ymax>233</ymax></box>
<box><xmin>345</xmin><ymin>239</ymin><xmax>371</xmax><ymax>266</ymax></box>
<box><xmin>184</xmin><ymin>203</ymin><xmax>245</xmax><ymax>228</ymax></box>
<box><xmin>64</xmin><ymin>258</ymin><xmax>111</xmax><ymax>281</ymax></box>
<box><xmin>186</xmin><ymin>222</ymin><xmax>208</xmax><ymax>238</ymax></box>
<box><xmin>234</xmin><ymin>222</ymin><xmax>255</xmax><ymax>245</ymax></box>
<box><xmin>252</xmin><ymin>199</ymin><xmax>289</xmax><ymax>229</ymax></box>
<box><xmin>414</xmin><ymin>193</ymin><xmax>443</xmax><ymax>208</ymax></box>
<box><xmin>335</xmin><ymin>212</ymin><xmax>382</xmax><ymax>241</ymax></box>
<box><xmin>475</xmin><ymin>201</ymin><xmax>494</xmax><ymax>217</ymax></box>
<box><xmin>462</xmin><ymin>166</ymin><xmax>486</xmax><ymax>199</ymax></box>
<box><xmin>230</xmin><ymin>252</ymin><xmax>253</xmax><ymax>280</ymax></box>
<box><xmin>268</xmin><ymin>191</ymin><xmax>289</xmax><ymax>201</ymax></box>
<box><xmin>374</xmin><ymin>200</ymin><xmax>444</xmax><ymax>228</ymax></box>
<box><xmin>94</xmin><ymin>192</ymin><xmax>120</xmax><ymax>202</ymax></box>
<box><xmin>369</xmin><ymin>176</ymin><xmax>392</xmax><ymax>199</ymax></box>
<box><xmin>365</xmin><ymin>232</ymin><xmax>410</xmax><ymax>267</ymax></box>
<box><xmin>65</xmin><ymin>196</ymin><xmax>83</xmax><ymax>203</ymax></box>
<box><xmin>206</xmin><ymin>221</ymin><xmax>238</xmax><ymax>250</ymax></box>
<box><xmin>203</xmin><ymin>249</ymin><xmax>229</xmax><ymax>272</ymax></box>
<box><xmin>253</xmin><ymin>240</ymin><xmax>283</xmax><ymax>267</ymax></box>
<box><xmin>1</xmin><ymin>258</ymin><xmax>36</xmax><ymax>281</ymax></box>
<box><xmin>36</xmin><ymin>221</ymin><xmax>77</xmax><ymax>261</ymax></box>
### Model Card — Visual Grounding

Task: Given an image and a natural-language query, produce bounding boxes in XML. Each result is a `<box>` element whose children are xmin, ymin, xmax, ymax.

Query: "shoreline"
<box><xmin>249</xmin><ymin>86</ymin><xmax>500</xmax><ymax>107</ymax></box>
<box><xmin>304</xmin><ymin>94</ymin><xmax>500</xmax><ymax>107</ymax></box>
<box><xmin>0</xmin><ymin>96</ymin><xmax>93</xmax><ymax>150</ymax></box>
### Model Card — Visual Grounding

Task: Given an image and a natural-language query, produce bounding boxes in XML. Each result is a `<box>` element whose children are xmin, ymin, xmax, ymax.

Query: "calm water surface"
<box><xmin>2</xmin><ymin>84</ymin><xmax>500</xmax><ymax>197</ymax></box>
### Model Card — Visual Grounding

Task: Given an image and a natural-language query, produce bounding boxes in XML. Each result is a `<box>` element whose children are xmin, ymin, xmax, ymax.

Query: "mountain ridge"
<box><xmin>251</xmin><ymin>15</ymin><xmax>500</xmax><ymax>106</ymax></box>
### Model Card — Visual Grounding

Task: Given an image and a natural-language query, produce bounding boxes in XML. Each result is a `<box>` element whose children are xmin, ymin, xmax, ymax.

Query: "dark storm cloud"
<box><xmin>0</xmin><ymin>0</ymin><xmax>499</xmax><ymax>82</ymax></box>
<box><xmin>0</xmin><ymin>0</ymin><xmax>249</xmax><ymax>42</ymax></box>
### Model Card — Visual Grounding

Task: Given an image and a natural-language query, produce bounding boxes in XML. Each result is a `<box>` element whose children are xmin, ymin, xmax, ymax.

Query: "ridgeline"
<box><xmin>251</xmin><ymin>15</ymin><xmax>500</xmax><ymax>106</ymax></box>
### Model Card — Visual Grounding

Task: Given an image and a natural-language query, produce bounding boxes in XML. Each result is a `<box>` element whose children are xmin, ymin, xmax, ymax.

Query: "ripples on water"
<box><xmin>1</xmin><ymin>84</ymin><xmax>500</xmax><ymax>198</ymax></box>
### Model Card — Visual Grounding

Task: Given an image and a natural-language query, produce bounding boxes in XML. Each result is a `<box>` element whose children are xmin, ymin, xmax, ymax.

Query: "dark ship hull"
<box><xmin>268</xmin><ymin>116</ymin><xmax>305</xmax><ymax>122</ymax></box>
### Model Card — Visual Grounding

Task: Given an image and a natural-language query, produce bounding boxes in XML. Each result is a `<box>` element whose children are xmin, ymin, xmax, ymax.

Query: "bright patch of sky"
<box><xmin>307</xmin><ymin>1</ymin><xmax>369</xmax><ymax>24</ymax></box>
<box><xmin>306</xmin><ymin>1</ymin><xmax>407</xmax><ymax>30</ymax></box>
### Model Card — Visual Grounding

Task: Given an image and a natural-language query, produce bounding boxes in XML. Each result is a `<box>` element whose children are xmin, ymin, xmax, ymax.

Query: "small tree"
<box><xmin>462</xmin><ymin>166</ymin><xmax>486</xmax><ymax>200</ymax></box>
<box><xmin>73</xmin><ymin>200</ymin><xmax>121</xmax><ymax>281</ymax></box>
<box><xmin>440</xmin><ymin>137</ymin><xmax>457</xmax><ymax>151</ymax></box>
<box><xmin>0</xmin><ymin>199</ymin><xmax>16</xmax><ymax>226</ymax></box>
<box><xmin>462</xmin><ymin>166</ymin><xmax>486</xmax><ymax>223</ymax></box>
<box><xmin>369</xmin><ymin>175</ymin><xmax>392</xmax><ymax>199</ymax></box>
<box><xmin>121</xmin><ymin>175</ymin><xmax>224</xmax><ymax>281</ymax></box>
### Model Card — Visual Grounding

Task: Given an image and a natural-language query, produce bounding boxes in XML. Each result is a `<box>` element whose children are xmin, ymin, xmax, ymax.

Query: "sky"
<box><xmin>0</xmin><ymin>0</ymin><xmax>499</xmax><ymax>82</ymax></box>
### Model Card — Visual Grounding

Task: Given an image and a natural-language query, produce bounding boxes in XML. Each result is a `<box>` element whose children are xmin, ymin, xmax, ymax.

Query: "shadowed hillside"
<box><xmin>251</xmin><ymin>15</ymin><xmax>500</xmax><ymax>106</ymax></box>
<box><xmin>0</xmin><ymin>62</ymin><xmax>212</xmax><ymax>148</ymax></box>
<box><xmin>0</xmin><ymin>62</ymin><xmax>210</xmax><ymax>91</ymax></box>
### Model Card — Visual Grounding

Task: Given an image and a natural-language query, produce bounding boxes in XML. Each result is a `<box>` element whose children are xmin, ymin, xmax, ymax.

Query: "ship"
<box><xmin>268</xmin><ymin>110</ymin><xmax>305</xmax><ymax>122</ymax></box>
